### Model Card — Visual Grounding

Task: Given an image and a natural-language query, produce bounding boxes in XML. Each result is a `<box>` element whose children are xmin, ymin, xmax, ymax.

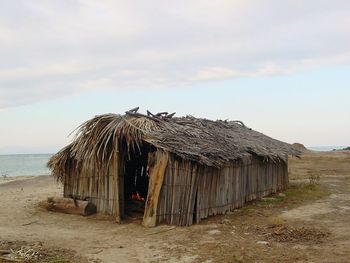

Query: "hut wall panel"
<box><xmin>156</xmin><ymin>156</ymin><xmax>200</xmax><ymax>226</ymax></box>
<box><xmin>63</xmin><ymin>153</ymin><xmax>121</xmax><ymax>220</ymax></box>
<box><xmin>156</xmin><ymin>154</ymin><xmax>289</xmax><ymax>226</ymax></box>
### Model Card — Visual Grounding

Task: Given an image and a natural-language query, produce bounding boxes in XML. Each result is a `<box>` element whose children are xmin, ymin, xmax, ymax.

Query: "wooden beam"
<box><xmin>143</xmin><ymin>150</ymin><xmax>169</xmax><ymax>227</ymax></box>
<box><xmin>44</xmin><ymin>197</ymin><xmax>96</xmax><ymax>216</ymax></box>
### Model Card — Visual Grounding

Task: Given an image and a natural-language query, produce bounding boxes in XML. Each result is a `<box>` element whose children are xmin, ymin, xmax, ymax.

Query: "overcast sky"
<box><xmin>1</xmin><ymin>0</ymin><xmax>350</xmax><ymax>154</ymax></box>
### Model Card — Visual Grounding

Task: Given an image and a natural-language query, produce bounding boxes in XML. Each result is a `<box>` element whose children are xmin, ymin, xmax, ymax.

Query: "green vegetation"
<box><xmin>44</xmin><ymin>256</ymin><xmax>70</xmax><ymax>263</ymax></box>
<box><xmin>284</xmin><ymin>182</ymin><xmax>328</xmax><ymax>200</ymax></box>
<box><xmin>241</xmin><ymin>181</ymin><xmax>329</xmax><ymax>214</ymax></box>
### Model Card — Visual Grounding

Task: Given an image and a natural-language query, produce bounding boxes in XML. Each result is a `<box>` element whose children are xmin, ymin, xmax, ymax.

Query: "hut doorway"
<box><xmin>123</xmin><ymin>144</ymin><xmax>150</xmax><ymax>220</ymax></box>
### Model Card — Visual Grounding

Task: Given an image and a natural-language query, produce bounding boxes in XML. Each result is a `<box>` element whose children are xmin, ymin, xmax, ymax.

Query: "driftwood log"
<box><xmin>45</xmin><ymin>197</ymin><xmax>97</xmax><ymax>216</ymax></box>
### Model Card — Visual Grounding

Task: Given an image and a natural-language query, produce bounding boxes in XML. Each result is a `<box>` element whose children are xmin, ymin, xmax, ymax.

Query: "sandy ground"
<box><xmin>1</xmin><ymin>151</ymin><xmax>350</xmax><ymax>262</ymax></box>
<box><xmin>0</xmin><ymin>176</ymin><xmax>36</xmax><ymax>185</ymax></box>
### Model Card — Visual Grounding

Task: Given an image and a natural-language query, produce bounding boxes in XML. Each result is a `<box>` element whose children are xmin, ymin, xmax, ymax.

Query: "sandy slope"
<box><xmin>1</xmin><ymin>151</ymin><xmax>350</xmax><ymax>262</ymax></box>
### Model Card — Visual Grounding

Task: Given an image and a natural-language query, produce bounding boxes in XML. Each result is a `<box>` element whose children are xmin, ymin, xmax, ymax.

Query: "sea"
<box><xmin>0</xmin><ymin>146</ymin><xmax>348</xmax><ymax>177</ymax></box>
<box><xmin>307</xmin><ymin>146</ymin><xmax>348</xmax><ymax>151</ymax></box>
<box><xmin>0</xmin><ymin>154</ymin><xmax>53</xmax><ymax>177</ymax></box>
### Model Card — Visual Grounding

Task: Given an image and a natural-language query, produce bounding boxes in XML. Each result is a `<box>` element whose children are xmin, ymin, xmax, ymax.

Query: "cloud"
<box><xmin>0</xmin><ymin>62</ymin><xmax>83</xmax><ymax>80</ymax></box>
<box><xmin>1</xmin><ymin>0</ymin><xmax>350</xmax><ymax>109</ymax></box>
<box><xmin>191</xmin><ymin>63</ymin><xmax>293</xmax><ymax>81</ymax></box>
<box><xmin>301</xmin><ymin>52</ymin><xmax>350</xmax><ymax>66</ymax></box>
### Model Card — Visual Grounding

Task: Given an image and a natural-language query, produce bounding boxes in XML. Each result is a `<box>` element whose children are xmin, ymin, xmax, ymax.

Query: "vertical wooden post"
<box><xmin>108</xmin><ymin>151</ymin><xmax>121</xmax><ymax>223</ymax></box>
<box><xmin>143</xmin><ymin>150</ymin><xmax>169</xmax><ymax>227</ymax></box>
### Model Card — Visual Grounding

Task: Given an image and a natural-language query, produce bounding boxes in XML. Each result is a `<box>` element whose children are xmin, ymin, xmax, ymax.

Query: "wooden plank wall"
<box><xmin>156</xmin><ymin>155</ymin><xmax>288</xmax><ymax>226</ymax></box>
<box><xmin>63</xmin><ymin>153</ymin><xmax>121</xmax><ymax>220</ymax></box>
<box><xmin>156</xmin><ymin>156</ymin><xmax>200</xmax><ymax>226</ymax></box>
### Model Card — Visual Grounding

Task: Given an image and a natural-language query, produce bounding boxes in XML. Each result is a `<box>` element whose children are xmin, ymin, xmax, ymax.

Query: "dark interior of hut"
<box><xmin>123</xmin><ymin>144</ymin><xmax>150</xmax><ymax>219</ymax></box>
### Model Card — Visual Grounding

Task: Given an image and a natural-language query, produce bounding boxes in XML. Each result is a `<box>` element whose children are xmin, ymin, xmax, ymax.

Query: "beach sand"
<box><xmin>1</xmin><ymin>151</ymin><xmax>350</xmax><ymax>262</ymax></box>
<box><xmin>0</xmin><ymin>175</ymin><xmax>36</xmax><ymax>185</ymax></box>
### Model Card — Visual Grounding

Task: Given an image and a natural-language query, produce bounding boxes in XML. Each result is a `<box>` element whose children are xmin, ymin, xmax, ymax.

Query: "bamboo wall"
<box><xmin>63</xmin><ymin>153</ymin><xmax>122</xmax><ymax>221</ymax></box>
<box><xmin>156</xmin><ymin>154</ymin><xmax>288</xmax><ymax>226</ymax></box>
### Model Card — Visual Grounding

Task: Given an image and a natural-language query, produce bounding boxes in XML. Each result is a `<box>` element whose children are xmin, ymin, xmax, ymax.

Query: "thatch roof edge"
<box><xmin>48</xmin><ymin>112</ymin><xmax>301</xmax><ymax>181</ymax></box>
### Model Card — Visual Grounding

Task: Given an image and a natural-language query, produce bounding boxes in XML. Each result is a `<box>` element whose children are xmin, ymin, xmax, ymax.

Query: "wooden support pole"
<box><xmin>143</xmin><ymin>150</ymin><xmax>169</xmax><ymax>227</ymax></box>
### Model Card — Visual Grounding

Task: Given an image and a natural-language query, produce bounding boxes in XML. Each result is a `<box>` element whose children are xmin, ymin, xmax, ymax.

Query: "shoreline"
<box><xmin>0</xmin><ymin>175</ymin><xmax>50</xmax><ymax>185</ymax></box>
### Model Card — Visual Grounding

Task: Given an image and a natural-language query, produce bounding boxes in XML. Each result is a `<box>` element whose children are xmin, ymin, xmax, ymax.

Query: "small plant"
<box><xmin>308</xmin><ymin>172</ymin><xmax>320</xmax><ymax>185</ymax></box>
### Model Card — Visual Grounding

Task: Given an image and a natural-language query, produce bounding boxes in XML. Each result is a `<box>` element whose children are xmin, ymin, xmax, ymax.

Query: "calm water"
<box><xmin>0</xmin><ymin>154</ymin><xmax>53</xmax><ymax>177</ymax></box>
<box><xmin>307</xmin><ymin>146</ymin><xmax>348</xmax><ymax>151</ymax></box>
<box><xmin>0</xmin><ymin>146</ymin><xmax>347</xmax><ymax>177</ymax></box>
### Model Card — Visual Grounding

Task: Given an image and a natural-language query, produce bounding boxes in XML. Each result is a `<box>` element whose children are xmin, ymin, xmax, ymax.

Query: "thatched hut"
<box><xmin>48</xmin><ymin>109</ymin><xmax>299</xmax><ymax>227</ymax></box>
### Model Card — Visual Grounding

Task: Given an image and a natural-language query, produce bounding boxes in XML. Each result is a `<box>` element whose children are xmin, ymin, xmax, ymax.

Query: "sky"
<box><xmin>0</xmin><ymin>0</ymin><xmax>349</xmax><ymax>154</ymax></box>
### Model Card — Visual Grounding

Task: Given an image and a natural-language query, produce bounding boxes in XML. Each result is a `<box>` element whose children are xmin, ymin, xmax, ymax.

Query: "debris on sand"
<box><xmin>0</xmin><ymin>240</ymin><xmax>90</xmax><ymax>263</ymax></box>
<box><xmin>0</xmin><ymin>246</ymin><xmax>42</xmax><ymax>262</ymax></box>
<box><xmin>256</xmin><ymin>241</ymin><xmax>269</xmax><ymax>245</ymax></box>
<box><xmin>255</xmin><ymin>225</ymin><xmax>329</xmax><ymax>243</ymax></box>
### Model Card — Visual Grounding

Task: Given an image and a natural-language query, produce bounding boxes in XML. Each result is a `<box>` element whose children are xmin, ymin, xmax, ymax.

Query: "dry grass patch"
<box><xmin>289</xmin><ymin>151</ymin><xmax>350</xmax><ymax>180</ymax></box>
<box><xmin>0</xmin><ymin>241</ymin><xmax>90</xmax><ymax>263</ymax></box>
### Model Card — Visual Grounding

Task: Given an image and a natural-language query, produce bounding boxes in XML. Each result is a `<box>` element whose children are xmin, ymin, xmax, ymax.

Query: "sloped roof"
<box><xmin>48</xmin><ymin>111</ymin><xmax>300</xmax><ymax>180</ymax></box>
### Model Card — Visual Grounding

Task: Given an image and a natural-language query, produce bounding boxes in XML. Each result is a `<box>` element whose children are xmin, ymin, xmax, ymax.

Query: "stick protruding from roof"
<box><xmin>125</xmin><ymin>107</ymin><xmax>176</xmax><ymax>121</ymax></box>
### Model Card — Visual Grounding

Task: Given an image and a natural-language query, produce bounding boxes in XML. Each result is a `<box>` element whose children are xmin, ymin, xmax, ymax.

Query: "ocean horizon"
<box><xmin>0</xmin><ymin>153</ymin><xmax>53</xmax><ymax>177</ymax></box>
<box><xmin>0</xmin><ymin>145</ymin><xmax>348</xmax><ymax>177</ymax></box>
<box><xmin>307</xmin><ymin>146</ymin><xmax>348</xmax><ymax>151</ymax></box>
